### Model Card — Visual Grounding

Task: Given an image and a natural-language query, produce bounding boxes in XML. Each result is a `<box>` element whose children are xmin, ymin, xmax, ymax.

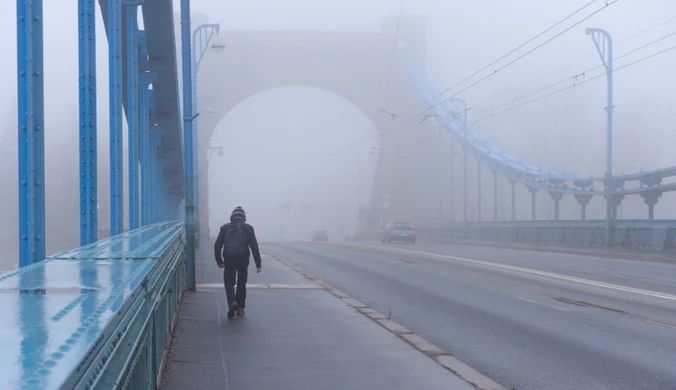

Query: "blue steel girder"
<box><xmin>126</xmin><ymin>5</ymin><xmax>140</xmax><ymax>230</ymax></box>
<box><xmin>402</xmin><ymin>51</ymin><xmax>676</xmax><ymax>199</ymax></box>
<box><xmin>17</xmin><ymin>0</ymin><xmax>46</xmax><ymax>267</ymax></box>
<box><xmin>99</xmin><ymin>0</ymin><xmax>124</xmax><ymax>236</ymax></box>
<box><xmin>79</xmin><ymin>0</ymin><xmax>98</xmax><ymax>246</ymax></box>
<box><xmin>98</xmin><ymin>0</ymin><xmax>185</xmax><ymax>222</ymax></box>
<box><xmin>140</xmin><ymin>1</ymin><xmax>184</xmax><ymax>193</ymax></box>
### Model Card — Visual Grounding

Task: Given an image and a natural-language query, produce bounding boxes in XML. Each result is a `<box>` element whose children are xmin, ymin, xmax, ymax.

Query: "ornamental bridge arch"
<box><xmin>192</xmin><ymin>16</ymin><xmax>442</xmax><ymax>238</ymax></box>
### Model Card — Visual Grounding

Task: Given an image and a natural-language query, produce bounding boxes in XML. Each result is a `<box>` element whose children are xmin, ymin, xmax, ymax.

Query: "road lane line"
<box><xmin>518</xmin><ymin>296</ymin><xmax>572</xmax><ymax>311</ymax></box>
<box><xmin>349</xmin><ymin>244</ymin><xmax>676</xmax><ymax>302</ymax></box>
<box><xmin>197</xmin><ymin>283</ymin><xmax>321</xmax><ymax>289</ymax></box>
<box><xmin>263</xmin><ymin>249</ymin><xmax>507</xmax><ymax>390</ymax></box>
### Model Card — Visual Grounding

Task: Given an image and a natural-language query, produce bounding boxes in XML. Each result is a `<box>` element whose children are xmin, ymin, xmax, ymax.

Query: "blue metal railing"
<box><xmin>418</xmin><ymin>220</ymin><xmax>676</xmax><ymax>250</ymax></box>
<box><xmin>0</xmin><ymin>222</ymin><xmax>186</xmax><ymax>390</ymax></box>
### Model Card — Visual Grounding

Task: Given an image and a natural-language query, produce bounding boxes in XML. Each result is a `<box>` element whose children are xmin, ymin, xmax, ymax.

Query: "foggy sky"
<box><xmin>1</xmin><ymin>0</ymin><xmax>676</xmax><ymax>245</ymax></box>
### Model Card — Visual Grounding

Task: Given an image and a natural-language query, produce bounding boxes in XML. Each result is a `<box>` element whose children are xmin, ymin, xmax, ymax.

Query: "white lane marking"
<box><xmin>518</xmin><ymin>296</ymin><xmax>572</xmax><ymax>311</ymax></box>
<box><xmin>354</xmin><ymin>244</ymin><xmax>676</xmax><ymax>302</ymax></box>
<box><xmin>197</xmin><ymin>283</ymin><xmax>321</xmax><ymax>289</ymax></box>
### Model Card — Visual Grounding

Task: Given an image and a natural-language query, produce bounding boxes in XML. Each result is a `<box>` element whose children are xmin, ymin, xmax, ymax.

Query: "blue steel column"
<box><xmin>448</xmin><ymin>99</ymin><xmax>468</xmax><ymax>226</ymax></box>
<box><xmin>181</xmin><ymin>0</ymin><xmax>197</xmax><ymax>290</ymax></box>
<box><xmin>449</xmin><ymin>135</ymin><xmax>455</xmax><ymax>222</ymax></box>
<box><xmin>191</xmin><ymin>23</ymin><xmax>222</xmax><ymax>245</ymax></box>
<box><xmin>463</xmin><ymin>137</ymin><xmax>468</xmax><ymax>224</ymax></box>
<box><xmin>148</xmin><ymin>89</ymin><xmax>158</xmax><ymax>223</ymax></box>
<box><xmin>586</xmin><ymin>28</ymin><xmax>614</xmax><ymax>247</ymax></box>
<box><xmin>529</xmin><ymin>187</ymin><xmax>538</xmax><ymax>221</ymax></box>
<box><xmin>138</xmin><ymin>31</ymin><xmax>151</xmax><ymax>226</ymax></box>
<box><xmin>140</xmin><ymin>86</ymin><xmax>149</xmax><ymax>225</ymax></box>
<box><xmin>127</xmin><ymin>5</ymin><xmax>140</xmax><ymax>230</ymax></box>
<box><xmin>191</xmin><ymin>35</ymin><xmax>199</xmax><ymax>245</ymax></box>
<box><xmin>493</xmin><ymin>171</ymin><xmax>498</xmax><ymax>221</ymax></box>
<box><xmin>477</xmin><ymin>160</ymin><xmax>482</xmax><ymax>221</ymax></box>
<box><xmin>510</xmin><ymin>180</ymin><xmax>516</xmax><ymax>220</ymax></box>
<box><xmin>17</xmin><ymin>0</ymin><xmax>46</xmax><ymax>267</ymax></box>
<box><xmin>151</xmin><ymin>135</ymin><xmax>159</xmax><ymax>222</ymax></box>
<box><xmin>108</xmin><ymin>0</ymin><xmax>124</xmax><ymax>235</ymax></box>
<box><xmin>78</xmin><ymin>0</ymin><xmax>98</xmax><ymax>245</ymax></box>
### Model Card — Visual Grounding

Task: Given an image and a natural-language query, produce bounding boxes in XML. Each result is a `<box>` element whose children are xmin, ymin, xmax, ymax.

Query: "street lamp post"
<box><xmin>586</xmin><ymin>28</ymin><xmax>614</xmax><ymax>247</ymax></box>
<box><xmin>192</xmin><ymin>23</ymin><xmax>224</xmax><ymax>247</ymax></box>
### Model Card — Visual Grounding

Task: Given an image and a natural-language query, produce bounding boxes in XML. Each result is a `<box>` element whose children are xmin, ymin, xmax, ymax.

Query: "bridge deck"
<box><xmin>0</xmin><ymin>223</ymin><xmax>184</xmax><ymax>390</ymax></box>
<box><xmin>160</xmin><ymin>241</ymin><xmax>474</xmax><ymax>390</ymax></box>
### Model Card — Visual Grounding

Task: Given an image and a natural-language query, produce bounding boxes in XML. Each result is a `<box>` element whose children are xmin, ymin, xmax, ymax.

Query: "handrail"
<box><xmin>0</xmin><ymin>222</ymin><xmax>186</xmax><ymax>390</ymax></box>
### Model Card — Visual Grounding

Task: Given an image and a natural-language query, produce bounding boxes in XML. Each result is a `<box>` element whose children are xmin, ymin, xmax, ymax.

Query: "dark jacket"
<box><xmin>214</xmin><ymin>219</ymin><xmax>262</xmax><ymax>268</ymax></box>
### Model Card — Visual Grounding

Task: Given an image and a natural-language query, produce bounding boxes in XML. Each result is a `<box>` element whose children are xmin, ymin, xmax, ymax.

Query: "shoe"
<box><xmin>227</xmin><ymin>302</ymin><xmax>238</xmax><ymax>319</ymax></box>
<box><xmin>236</xmin><ymin>308</ymin><xmax>245</xmax><ymax>316</ymax></box>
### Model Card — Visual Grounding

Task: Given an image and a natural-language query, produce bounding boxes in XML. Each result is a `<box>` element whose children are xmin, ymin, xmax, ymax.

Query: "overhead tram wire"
<box><xmin>281</xmin><ymin>41</ymin><xmax>676</xmax><ymax>184</ymax></box>
<box><xmin>468</xmin><ymin>29</ymin><xmax>676</xmax><ymax>119</ymax></box>
<box><xmin>380</xmin><ymin>0</ymin><xmax>406</xmax><ymax>109</ymax></box>
<box><xmin>432</xmin><ymin>0</ymin><xmax>623</xmax><ymax>107</ymax></box>
<box><xmin>244</xmin><ymin>1</ymin><xmax>622</xmax><ymax>171</ymax></box>
<box><xmin>471</xmin><ymin>43</ymin><xmax>676</xmax><ymax>124</ymax></box>
<box><xmin>379</xmin><ymin>0</ymin><xmax>612</xmax><ymax>125</ymax></box>
<box><xmin>469</xmin><ymin>13</ymin><xmax>676</xmax><ymax>111</ymax></box>
<box><xmin>269</xmin><ymin>1</ymin><xmax>630</xmax><ymax>183</ymax></box>
<box><xmin>340</xmin><ymin>0</ymin><xmax>623</xmax><ymax>151</ymax></box>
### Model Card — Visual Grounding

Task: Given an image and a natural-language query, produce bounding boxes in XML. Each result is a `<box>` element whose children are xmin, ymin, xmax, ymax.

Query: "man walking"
<box><xmin>214</xmin><ymin>206</ymin><xmax>262</xmax><ymax>318</ymax></box>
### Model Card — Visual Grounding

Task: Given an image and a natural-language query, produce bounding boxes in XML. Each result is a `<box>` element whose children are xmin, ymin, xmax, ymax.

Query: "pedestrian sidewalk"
<box><xmin>160</xmin><ymin>244</ymin><xmax>478</xmax><ymax>390</ymax></box>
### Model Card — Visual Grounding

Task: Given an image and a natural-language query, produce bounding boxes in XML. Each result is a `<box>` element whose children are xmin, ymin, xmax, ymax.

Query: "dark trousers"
<box><xmin>223</xmin><ymin>258</ymin><xmax>249</xmax><ymax>308</ymax></box>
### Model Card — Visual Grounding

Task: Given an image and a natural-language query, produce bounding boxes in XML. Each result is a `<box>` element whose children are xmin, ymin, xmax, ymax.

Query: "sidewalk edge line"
<box><xmin>264</xmin><ymin>250</ymin><xmax>507</xmax><ymax>390</ymax></box>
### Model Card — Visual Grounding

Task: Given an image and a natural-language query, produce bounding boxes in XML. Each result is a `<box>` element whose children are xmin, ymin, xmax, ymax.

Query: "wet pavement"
<box><xmin>160</xmin><ymin>241</ymin><xmax>475</xmax><ymax>390</ymax></box>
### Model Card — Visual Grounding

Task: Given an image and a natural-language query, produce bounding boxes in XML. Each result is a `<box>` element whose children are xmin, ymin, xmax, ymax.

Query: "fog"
<box><xmin>1</xmin><ymin>0</ymin><xmax>676</xmax><ymax>263</ymax></box>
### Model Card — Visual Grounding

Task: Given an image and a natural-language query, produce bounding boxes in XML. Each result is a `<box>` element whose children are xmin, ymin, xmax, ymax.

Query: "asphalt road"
<box><xmin>262</xmin><ymin>240</ymin><xmax>676</xmax><ymax>390</ymax></box>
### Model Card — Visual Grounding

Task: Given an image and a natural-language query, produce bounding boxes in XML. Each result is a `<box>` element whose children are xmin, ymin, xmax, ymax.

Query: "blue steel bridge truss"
<box><xmin>17</xmin><ymin>0</ymin><xmax>187</xmax><ymax>268</ymax></box>
<box><xmin>403</xmin><ymin>52</ymin><xmax>676</xmax><ymax>248</ymax></box>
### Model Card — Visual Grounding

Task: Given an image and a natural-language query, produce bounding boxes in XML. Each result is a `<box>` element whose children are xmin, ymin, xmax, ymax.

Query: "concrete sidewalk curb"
<box><xmin>265</xmin><ymin>250</ymin><xmax>507</xmax><ymax>390</ymax></box>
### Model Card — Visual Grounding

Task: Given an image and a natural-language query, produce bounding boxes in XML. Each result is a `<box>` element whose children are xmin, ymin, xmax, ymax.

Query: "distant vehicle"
<box><xmin>311</xmin><ymin>230</ymin><xmax>329</xmax><ymax>242</ymax></box>
<box><xmin>381</xmin><ymin>222</ymin><xmax>416</xmax><ymax>244</ymax></box>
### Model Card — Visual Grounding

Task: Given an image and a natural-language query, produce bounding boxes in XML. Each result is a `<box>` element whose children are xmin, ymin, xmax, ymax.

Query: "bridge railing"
<box><xmin>417</xmin><ymin>220</ymin><xmax>676</xmax><ymax>251</ymax></box>
<box><xmin>0</xmin><ymin>222</ymin><xmax>186</xmax><ymax>390</ymax></box>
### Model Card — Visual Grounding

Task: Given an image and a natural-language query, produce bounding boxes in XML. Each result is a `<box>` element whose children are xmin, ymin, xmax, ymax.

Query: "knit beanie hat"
<box><xmin>230</xmin><ymin>206</ymin><xmax>246</xmax><ymax>222</ymax></box>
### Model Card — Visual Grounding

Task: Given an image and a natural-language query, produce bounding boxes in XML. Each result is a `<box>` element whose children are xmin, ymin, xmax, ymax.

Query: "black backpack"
<box><xmin>223</xmin><ymin>223</ymin><xmax>248</xmax><ymax>257</ymax></box>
